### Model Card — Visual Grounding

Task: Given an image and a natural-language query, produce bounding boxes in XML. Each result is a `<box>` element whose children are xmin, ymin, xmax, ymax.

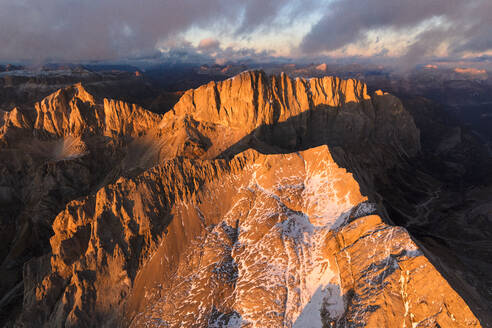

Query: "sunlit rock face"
<box><xmin>32</xmin><ymin>83</ymin><xmax>161</xmax><ymax>138</ymax></box>
<box><xmin>154</xmin><ymin>71</ymin><xmax>419</xmax><ymax>162</ymax></box>
<box><xmin>127</xmin><ymin>147</ymin><xmax>478</xmax><ymax>328</ymax></box>
<box><xmin>18</xmin><ymin>147</ymin><xmax>479</xmax><ymax>328</ymax></box>
<box><xmin>129</xmin><ymin>147</ymin><xmax>365</xmax><ymax>327</ymax></box>
<box><xmin>1</xmin><ymin>71</ymin><xmax>482</xmax><ymax>327</ymax></box>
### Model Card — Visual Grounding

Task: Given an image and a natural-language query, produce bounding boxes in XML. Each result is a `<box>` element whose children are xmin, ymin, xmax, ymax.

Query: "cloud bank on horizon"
<box><xmin>301</xmin><ymin>0</ymin><xmax>492</xmax><ymax>67</ymax></box>
<box><xmin>1</xmin><ymin>0</ymin><xmax>491</xmax><ymax>66</ymax></box>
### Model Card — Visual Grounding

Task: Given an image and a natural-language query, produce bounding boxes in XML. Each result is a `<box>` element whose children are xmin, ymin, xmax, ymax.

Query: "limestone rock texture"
<box><xmin>0</xmin><ymin>71</ymin><xmax>484</xmax><ymax>327</ymax></box>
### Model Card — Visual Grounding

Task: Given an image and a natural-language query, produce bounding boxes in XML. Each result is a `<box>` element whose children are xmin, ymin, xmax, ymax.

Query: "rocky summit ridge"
<box><xmin>0</xmin><ymin>71</ymin><xmax>484</xmax><ymax>327</ymax></box>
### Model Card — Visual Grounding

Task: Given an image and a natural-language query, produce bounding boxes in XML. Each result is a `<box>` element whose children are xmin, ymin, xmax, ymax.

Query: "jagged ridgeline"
<box><xmin>0</xmin><ymin>71</ymin><xmax>482</xmax><ymax>327</ymax></box>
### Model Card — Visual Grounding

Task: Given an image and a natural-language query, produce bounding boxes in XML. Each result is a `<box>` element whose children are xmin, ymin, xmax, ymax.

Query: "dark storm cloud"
<box><xmin>455</xmin><ymin>1</ymin><xmax>492</xmax><ymax>53</ymax></box>
<box><xmin>233</xmin><ymin>0</ymin><xmax>317</xmax><ymax>35</ymax></box>
<box><xmin>397</xmin><ymin>26</ymin><xmax>453</xmax><ymax>70</ymax></box>
<box><xmin>0</xmin><ymin>0</ymin><xmax>227</xmax><ymax>61</ymax></box>
<box><xmin>0</xmin><ymin>0</ymin><xmax>309</xmax><ymax>62</ymax></box>
<box><xmin>300</xmin><ymin>0</ymin><xmax>461</xmax><ymax>52</ymax></box>
<box><xmin>300</xmin><ymin>0</ymin><xmax>492</xmax><ymax>60</ymax></box>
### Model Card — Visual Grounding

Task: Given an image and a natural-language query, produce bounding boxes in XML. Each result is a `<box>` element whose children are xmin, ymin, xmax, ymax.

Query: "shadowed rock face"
<box><xmin>0</xmin><ymin>71</ymin><xmax>485</xmax><ymax>327</ymax></box>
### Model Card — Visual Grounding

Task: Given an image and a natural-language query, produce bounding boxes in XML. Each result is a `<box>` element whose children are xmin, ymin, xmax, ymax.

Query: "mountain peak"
<box><xmin>153</xmin><ymin>71</ymin><xmax>415</xmax><ymax>163</ymax></box>
<box><xmin>72</xmin><ymin>82</ymin><xmax>96</xmax><ymax>104</ymax></box>
<box><xmin>30</xmin><ymin>83</ymin><xmax>161</xmax><ymax>138</ymax></box>
<box><xmin>167</xmin><ymin>70</ymin><xmax>371</xmax><ymax>130</ymax></box>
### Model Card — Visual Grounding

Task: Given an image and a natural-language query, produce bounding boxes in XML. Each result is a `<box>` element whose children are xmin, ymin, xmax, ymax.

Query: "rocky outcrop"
<box><xmin>33</xmin><ymin>83</ymin><xmax>161</xmax><ymax>138</ymax></box>
<box><xmin>0</xmin><ymin>71</ymin><xmax>485</xmax><ymax>327</ymax></box>
<box><xmin>330</xmin><ymin>214</ymin><xmax>479</xmax><ymax>327</ymax></box>
<box><xmin>0</xmin><ymin>107</ymin><xmax>33</xmax><ymax>143</ymax></box>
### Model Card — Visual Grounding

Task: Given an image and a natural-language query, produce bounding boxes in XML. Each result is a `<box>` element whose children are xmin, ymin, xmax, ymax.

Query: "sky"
<box><xmin>1</xmin><ymin>0</ymin><xmax>492</xmax><ymax>67</ymax></box>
